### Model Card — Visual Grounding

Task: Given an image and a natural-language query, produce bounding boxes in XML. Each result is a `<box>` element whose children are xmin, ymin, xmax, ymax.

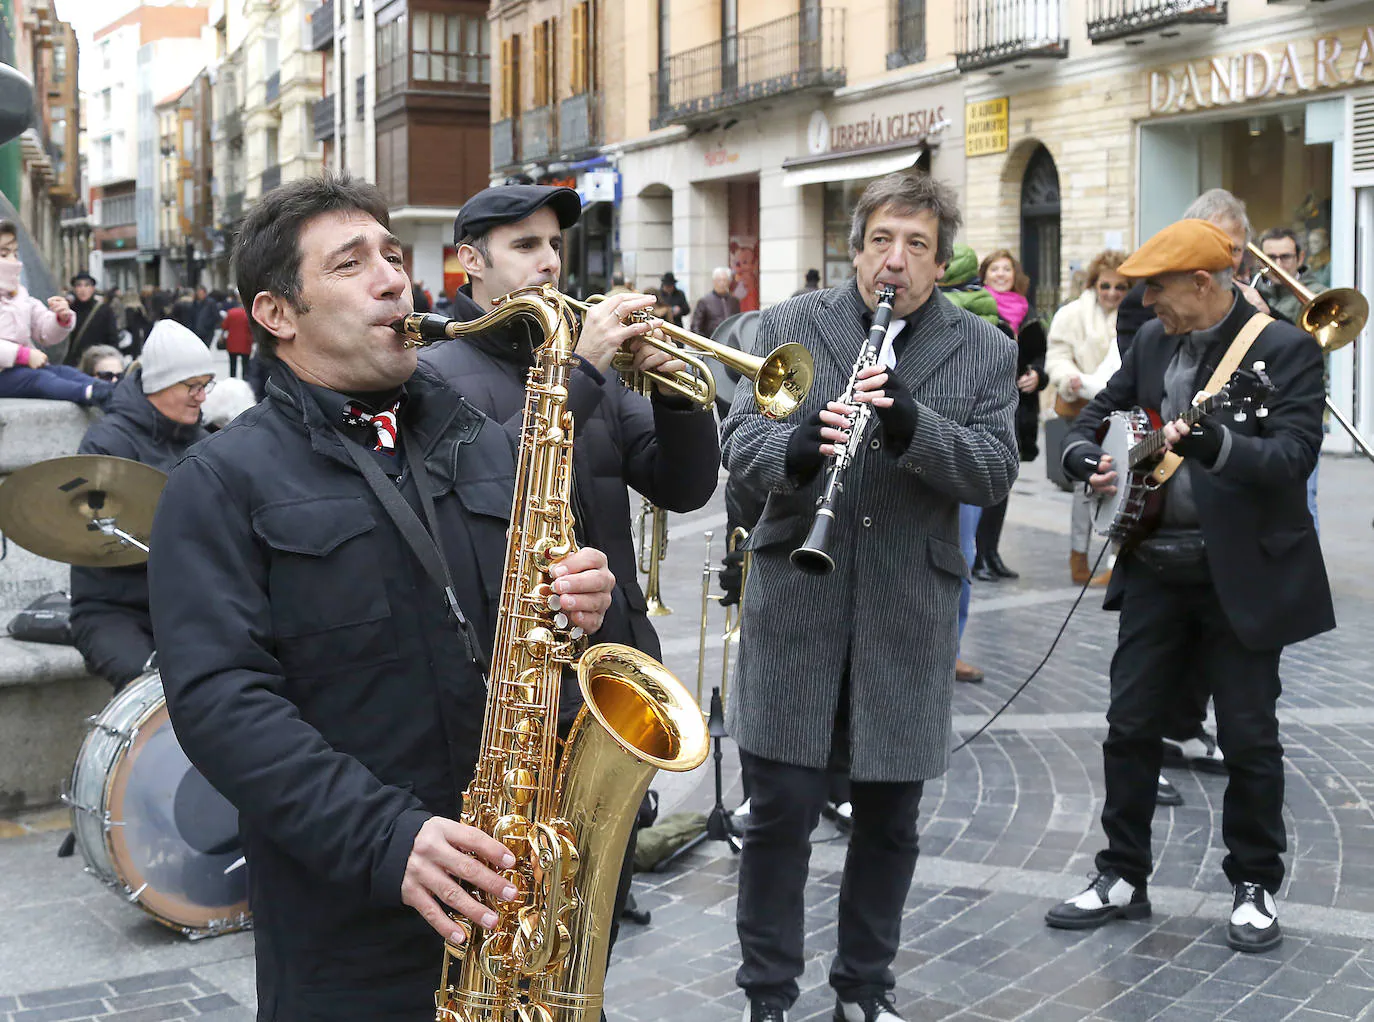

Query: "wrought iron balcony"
<box><xmin>521</xmin><ymin>105</ymin><xmax>556</xmax><ymax>163</ymax></box>
<box><xmin>356</xmin><ymin>75</ymin><xmax>366</xmax><ymax>119</ymax></box>
<box><xmin>955</xmin><ymin>0</ymin><xmax>1068</xmax><ymax>72</ymax></box>
<box><xmin>559</xmin><ymin>92</ymin><xmax>600</xmax><ymax>155</ymax></box>
<box><xmin>492</xmin><ymin>117</ymin><xmax>518</xmax><ymax>169</ymax></box>
<box><xmin>261</xmin><ymin>166</ymin><xmax>282</xmax><ymax>194</ymax></box>
<box><xmin>649</xmin><ymin>7</ymin><xmax>845</xmax><ymax>129</ymax></box>
<box><xmin>265</xmin><ymin>71</ymin><xmax>281</xmax><ymax>104</ymax></box>
<box><xmin>221</xmin><ymin>108</ymin><xmax>243</xmax><ymax>139</ymax></box>
<box><xmin>1086</xmin><ymin>0</ymin><xmax>1225</xmax><ymax>44</ymax></box>
<box><xmin>313</xmin><ymin>94</ymin><xmax>336</xmax><ymax>140</ymax></box>
<box><xmin>224</xmin><ymin>191</ymin><xmax>244</xmax><ymax>222</ymax></box>
<box><xmin>310</xmin><ymin>0</ymin><xmax>335</xmax><ymax>51</ymax></box>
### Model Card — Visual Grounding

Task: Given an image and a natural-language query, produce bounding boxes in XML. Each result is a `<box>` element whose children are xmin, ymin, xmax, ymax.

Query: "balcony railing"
<box><xmin>221</xmin><ymin>108</ymin><xmax>243</xmax><ymax>139</ymax></box>
<box><xmin>649</xmin><ymin>7</ymin><xmax>845</xmax><ymax>129</ymax></box>
<box><xmin>356</xmin><ymin>75</ymin><xmax>366</xmax><ymax>119</ymax></box>
<box><xmin>224</xmin><ymin>191</ymin><xmax>244</xmax><ymax>222</ymax></box>
<box><xmin>261</xmin><ymin>166</ymin><xmax>282</xmax><ymax>194</ymax></box>
<box><xmin>955</xmin><ymin>0</ymin><xmax>1068</xmax><ymax>72</ymax></box>
<box><xmin>313</xmin><ymin>94</ymin><xmax>336</xmax><ymax>140</ymax></box>
<box><xmin>265</xmin><ymin>71</ymin><xmax>281</xmax><ymax>104</ymax></box>
<box><xmin>1086</xmin><ymin>0</ymin><xmax>1225</xmax><ymax>43</ymax></box>
<box><xmin>311</xmin><ymin>0</ymin><xmax>335</xmax><ymax>51</ymax></box>
<box><xmin>559</xmin><ymin>92</ymin><xmax>600</xmax><ymax>154</ymax></box>
<box><xmin>521</xmin><ymin>105</ymin><xmax>556</xmax><ymax>162</ymax></box>
<box><xmin>888</xmin><ymin>1</ymin><xmax>926</xmax><ymax>70</ymax></box>
<box><xmin>492</xmin><ymin>116</ymin><xmax>518</xmax><ymax>169</ymax></box>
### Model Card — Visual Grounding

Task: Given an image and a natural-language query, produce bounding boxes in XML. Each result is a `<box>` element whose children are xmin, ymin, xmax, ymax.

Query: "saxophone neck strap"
<box><xmin>332</xmin><ymin>421</ymin><xmax>490</xmax><ymax>677</ymax></box>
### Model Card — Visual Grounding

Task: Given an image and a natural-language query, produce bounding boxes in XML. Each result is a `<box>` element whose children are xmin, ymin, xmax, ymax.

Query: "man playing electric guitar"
<box><xmin>1045</xmin><ymin>219</ymin><xmax>1334</xmax><ymax>953</ymax></box>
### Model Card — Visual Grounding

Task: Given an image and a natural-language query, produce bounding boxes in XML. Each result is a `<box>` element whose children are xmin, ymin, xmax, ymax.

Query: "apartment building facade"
<box><xmin>310</xmin><ymin>0</ymin><xmax>491</xmax><ymax>300</ymax></box>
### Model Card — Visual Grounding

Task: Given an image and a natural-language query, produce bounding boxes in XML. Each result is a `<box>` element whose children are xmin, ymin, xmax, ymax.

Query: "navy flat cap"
<box><xmin>454</xmin><ymin>184</ymin><xmax>582</xmax><ymax>245</ymax></box>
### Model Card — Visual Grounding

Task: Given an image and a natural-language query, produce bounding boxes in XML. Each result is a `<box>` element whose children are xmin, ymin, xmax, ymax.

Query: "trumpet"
<box><xmin>563</xmin><ymin>294</ymin><xmax>815</xmax><ymax>420</ymax></box>
<box><xmin>1246</xmin><ymin>243</ymin><xmax>1374</xmax><ymax>463</ymax></box>
<box><xmin>636</xmin><ymin>497</ymin><xmax>672</xmax><ymax>616</ymax></box>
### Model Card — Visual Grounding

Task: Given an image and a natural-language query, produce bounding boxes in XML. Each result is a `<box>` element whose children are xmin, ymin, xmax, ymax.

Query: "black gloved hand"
<box><xmin>1065</xmin><ymin>442</ymin><xmax>1109</xmax><ymax>484</ymax></box>
<box><xmin>718</xmin><ymin>549</ymin><xmax>745</xmax><ymax>607</ymax></box>
<box><xmin>785</xmin><ymin>408</ymin><xmax>830</xmax><ymax>483</ymax></box>
<box><xmin>1172</xmin><ymin>418</ymin><xmax>1226</xmax><ymax>467</ymax></box>
<box><xmin>871</xmin><ymin>370</ymin><xmax>919</xmax><ymax>455</ymax></box>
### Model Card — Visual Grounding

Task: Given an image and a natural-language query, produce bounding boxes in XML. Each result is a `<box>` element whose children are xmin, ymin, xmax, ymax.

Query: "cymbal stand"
<box><xmin>86</xmin><ymin>490</ymin><xmax>150</xmax><ymax>553</ymax></box>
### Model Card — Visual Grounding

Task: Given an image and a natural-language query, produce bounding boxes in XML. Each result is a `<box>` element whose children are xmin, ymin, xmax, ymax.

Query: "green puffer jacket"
<box><xmin>938</xmin><ymin>244</ymin><xmax>1000</xmax><ymax>325</ymax></box>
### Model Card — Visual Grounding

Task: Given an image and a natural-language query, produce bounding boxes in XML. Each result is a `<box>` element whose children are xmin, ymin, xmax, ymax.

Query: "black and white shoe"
<box><xmin>742</xmin><ymin>999</ymin><xmax>787</xmax><ymax>1022</ymax></box>
<box><xmin>1163</xmin><ymin>729</ymin><xmax>1226</xmax><ymax>774</ymax></box>
<box><xmin>1045</xmin><ymin>871</ymin><xmax>1151</xmax><ymax>930</ymax></box>
<box><xmin>835</xmin><ymin>993</ymin><xmax>903</xmax><ymax>1022</ymax></box>
<box><xmin>1157</xmin><ymin>774</ymin><xmax>1183</xmax><ymax>806</ymax></box>
<box><xmin>1228</xmin><ymin>882</ymin><xmax>1282</xmax><ymax>953</ymax></box>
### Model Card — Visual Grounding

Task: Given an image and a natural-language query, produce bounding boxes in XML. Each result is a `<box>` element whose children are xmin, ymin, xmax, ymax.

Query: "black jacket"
<box><xmin>149</xmin><ymin>362</ymin><xmax>514</xmax><ymax>1020</ymax></box>
<box><xmin>1012</xmin><ymin>318</ymin><xmax>1049</xmax><ymax>461</ymax></box>
<box><xmin>419</xmin><ymin>286</ymin><xmax>721</xmax><ymax>657</ymax></box>
<box><xmin>63</xmin><ymin>296</ymin><xmax>121</xmax><ymax>366</ymax></box>
<box><xmin>71</xmin><ymin>371</ymin><xmax>207</xmax><ymax>689</ymax></box>
<box><xmin>1066</xmin><ymin>293</ymin><xmax>1334</xmax><ymax>651</ymax></box>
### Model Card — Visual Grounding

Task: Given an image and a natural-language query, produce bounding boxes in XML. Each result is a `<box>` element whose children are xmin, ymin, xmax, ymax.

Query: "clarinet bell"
<box><xmin>790</xmin><ymin>511</ymin><xmax>836</xmax><ymax>576</ymax></box>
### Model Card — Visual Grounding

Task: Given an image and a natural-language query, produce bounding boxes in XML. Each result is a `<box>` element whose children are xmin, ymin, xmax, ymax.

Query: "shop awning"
<box><xmin>780</xmin><ymin>147</ymin><xmax>924</xmax><ymax>188</ymax></box>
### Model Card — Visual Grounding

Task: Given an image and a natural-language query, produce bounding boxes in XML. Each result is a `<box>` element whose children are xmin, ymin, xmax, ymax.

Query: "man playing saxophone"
<box><xmin>720</xmin><ymin>173</ymin><xmax>1019</xmax><ymax>1022</ymax></box>
<box><xmin>147</xmin><ymin>175</ymin><xmax>617</xmax><ymax>1020</ymax></box>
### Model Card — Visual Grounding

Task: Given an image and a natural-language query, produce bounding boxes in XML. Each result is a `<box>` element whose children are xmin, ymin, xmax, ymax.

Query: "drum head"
<box><xmin>105</xmin><ymin>700</ymin><xmax>248</xmax><ymax>934</ymax></box>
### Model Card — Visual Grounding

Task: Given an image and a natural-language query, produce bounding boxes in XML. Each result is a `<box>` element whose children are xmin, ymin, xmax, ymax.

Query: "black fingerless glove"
<box><xmin>872</xmin><ymin>371</ymin><xmax>919</xmax><ymax>456</ymax></box>
<box><xmin>1064</xmin><ymin>441</ymin><xmax>1108</xmax><ymax>483</ymax></box>
<box><xmin>785</xmin><ymin>409</ymin><xmax>828</xmax><ymax>483</ymax></box>
<box><xmin>1173</xmin><ymin>418</ymin><xmax>1226</xmax><ymax>467</ymax></box>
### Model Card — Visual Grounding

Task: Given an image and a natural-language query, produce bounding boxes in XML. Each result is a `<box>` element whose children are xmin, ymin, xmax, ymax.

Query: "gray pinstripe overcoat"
<box><xmin>720</xmin><ymin>279</ymin><xmax>1019</xmax><ymax>782</ymax></box>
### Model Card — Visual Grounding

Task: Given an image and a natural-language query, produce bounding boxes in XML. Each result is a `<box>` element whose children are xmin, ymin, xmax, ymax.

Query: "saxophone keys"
<box><xmin>502</xmin><ymin>768</ymin><xmax>537</xmax><ymax>807</ymax></box>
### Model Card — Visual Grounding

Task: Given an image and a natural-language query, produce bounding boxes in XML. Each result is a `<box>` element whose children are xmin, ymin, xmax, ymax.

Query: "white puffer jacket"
<box><xmin>1045</xmin><ymin>288</ymin><xmax>1118</xmax><ymax>400</ymax></box>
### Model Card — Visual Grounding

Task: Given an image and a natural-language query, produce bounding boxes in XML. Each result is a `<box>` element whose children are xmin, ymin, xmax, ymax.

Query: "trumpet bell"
<box><xmin>753</xmin><ymin>342</ymin><xmax>816</xmax><ymax>421</ymax></box>
<box><xmin>1302</xmin><ymin>287</ymin><xmax>1369</xmax><ymax>354</ymax></box>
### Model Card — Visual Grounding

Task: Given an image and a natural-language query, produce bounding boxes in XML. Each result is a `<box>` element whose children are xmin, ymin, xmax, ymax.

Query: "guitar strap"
<box><xmin>1148</xmin><ymin>311</ymin><xmax>1274</xmax><ymax>485</ymax></box>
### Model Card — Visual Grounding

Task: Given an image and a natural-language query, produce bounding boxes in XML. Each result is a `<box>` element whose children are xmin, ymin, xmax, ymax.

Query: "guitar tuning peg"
<box><xmin>1256</xmin><ymin>407</ymin><xmax>1269</xmax><ymax>418</ymax></box>
<box><xmin>1233</xmin><ymin>411</ymin><xmax>1248</xmax><ymax>422</ymax></box>
<box><xmin>1253</xmin><ymin>360</ymin><xmax>1266</xmax><ymax>371</ymax></box>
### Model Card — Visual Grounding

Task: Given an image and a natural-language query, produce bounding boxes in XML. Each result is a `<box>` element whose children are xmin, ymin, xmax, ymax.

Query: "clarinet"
<box><xmin>790</xmin><ymin>284</ymin><xmax>897</xmax><ymax>576</ymax></box>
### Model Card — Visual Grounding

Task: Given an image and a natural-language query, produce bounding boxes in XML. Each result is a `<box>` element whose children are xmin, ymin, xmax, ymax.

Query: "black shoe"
<box><xmin>985</xmin><ymin>552</ymin><xmax>1020</xmax><ymax>579</ymax></box>
<box><xmin>1045</xmin><ymin>871</ymin><xmax>1151</xmax><ymax>930</ymax></box>
<box><xmin>1228</xmin><ymin>882</ymin><xmax>1282</xmax><ymax>952</ymax></box>
<box><xmin>820</xmin><ymin>800</ymin><xmax>853</xmax><ymax>834</ymax></box>
<box><xmin>835</xmin><ymin>993</ymin><xmax>903</xmax><ymax>1022</ymax></box>
<box><xmin>742</xmin><ymin>1000</ymin><xmax>787</xmax><ymax>1022</ymax></box>
<box><xmin>1156</xmin><ymin>774</ymin><xmax>1183</xmax><ymax>807</ymax></box>
<box><xmin>1162</xmin><ymin>728</ymin><xmax>1226</xmax><ymax>774</ymax></box>
<box><xmin>971</xmin><ymin>556</ymin><xmax>999</xmax><ymax>582</ymax></box>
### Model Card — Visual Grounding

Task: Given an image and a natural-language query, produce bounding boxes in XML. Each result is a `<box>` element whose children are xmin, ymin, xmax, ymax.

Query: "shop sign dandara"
<box><xmin>1148</xmin><ymin>28</ymin><xmax>1374</xmax><ymax>115</ymax></box>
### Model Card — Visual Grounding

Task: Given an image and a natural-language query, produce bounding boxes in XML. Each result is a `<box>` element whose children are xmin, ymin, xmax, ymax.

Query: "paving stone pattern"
<box><xmin>0</xmin><ymin>969</ymin><xmax>249</xmax><ymax>1022</ymax></box>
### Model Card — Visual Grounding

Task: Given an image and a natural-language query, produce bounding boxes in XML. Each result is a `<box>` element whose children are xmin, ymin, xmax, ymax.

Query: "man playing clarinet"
<box><xmin>719</xmin><ymin>172</ymin><xmax>1020</xmax><ymax>1022</ymax></box>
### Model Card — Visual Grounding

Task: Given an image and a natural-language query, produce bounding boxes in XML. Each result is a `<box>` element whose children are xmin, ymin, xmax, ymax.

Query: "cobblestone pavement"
<box><xmin>2</xmin><ymin>456</ymin><xmax>1372</xmax><ymax>1022</ymax></box>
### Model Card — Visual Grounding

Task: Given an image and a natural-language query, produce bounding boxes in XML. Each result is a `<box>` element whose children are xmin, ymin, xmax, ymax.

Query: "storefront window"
<box><xmin>823</xmin><ymin>179</ymin><xmax>869</xmax><ymax>288</ymax></box>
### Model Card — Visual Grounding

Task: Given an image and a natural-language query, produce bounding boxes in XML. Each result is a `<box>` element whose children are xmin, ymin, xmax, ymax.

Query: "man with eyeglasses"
<box><xmin>1253</xmin><ymin>227</ymin><xmax>1321</xmax><ymax>326</ymax></box>
<box><xmin>70</xmin><ymin>319</ymin><xmax>216</xmax><ymax>691</ymax></box>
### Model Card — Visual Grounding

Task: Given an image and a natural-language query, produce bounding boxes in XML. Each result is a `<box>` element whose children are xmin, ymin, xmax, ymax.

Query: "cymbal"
<box><xmin>0</xmin><ymin>455</ymin><xmax>167</xmax><ymax>567</ymax></box>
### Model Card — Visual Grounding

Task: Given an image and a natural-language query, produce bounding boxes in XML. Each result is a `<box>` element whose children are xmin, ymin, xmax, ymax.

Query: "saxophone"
<box><xmin>396</xmin><ymin>284</ymin><xmax>710</xmax><ymax>1022</ymax></box>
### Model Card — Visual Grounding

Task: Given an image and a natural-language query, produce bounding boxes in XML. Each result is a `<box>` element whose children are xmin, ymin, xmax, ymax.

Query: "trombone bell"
<box><xmin>1246</xmin><ymin>242</ymin><xmax>1369</xmax><ymax>353</ymax></box>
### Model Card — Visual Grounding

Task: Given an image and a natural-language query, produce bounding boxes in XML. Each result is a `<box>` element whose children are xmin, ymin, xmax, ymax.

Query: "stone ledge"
<box><xmin>0</xmin><ymin>398</ymin><xmax>95</xmax><ymax>476</ymax></box>
<box><xmin>0</xmin><ymin>634</ymin><xmax>90</xmax><ymax>689</ymax></box>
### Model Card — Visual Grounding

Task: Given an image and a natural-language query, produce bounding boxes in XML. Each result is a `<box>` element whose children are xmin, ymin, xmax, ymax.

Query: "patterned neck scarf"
<box><xmin>343</xmin><ymin>398</ymin><xmax>401</xmax><ymax>454</ymax></box>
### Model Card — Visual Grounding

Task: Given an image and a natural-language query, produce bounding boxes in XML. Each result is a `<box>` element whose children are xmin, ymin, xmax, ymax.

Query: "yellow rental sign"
<box><xmin>965</xmin><ymin>98</ymin><xmax>1009</xmax><ymax>157</ymax></box>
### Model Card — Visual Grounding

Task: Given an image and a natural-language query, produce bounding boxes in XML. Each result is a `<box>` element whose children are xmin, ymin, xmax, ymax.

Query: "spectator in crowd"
<box><xmin>191</xmin><ymin>284</ymin><xmax>221</xmax><ymax>346</ymax></box>
<box><xmin>656</xmin><ymin>272</ymin><xmax>691</xmax><ymax>327</ymax></box>
<box><xmin>412</xmin><ymin>279</ymin><xmax>433</xmax><ymax>314</ymax></box>
<box><xmin>78</xmin><ymin>344</ymin><xmax>126</xmax><ymax>383</ymax></box>
<box><xmin>63</xmin><ymin>271</ymin><xmax>122</xmax><ymax>367</ymax></box>
<box><xmin>221</xmin><ymin>291</ymin><xmax>254</xmax><ymax>379</ymax></box>
<box><xmin>1045</xmin><ymin>249</ymin><xmax>1129</xmax><ymax>586</ymax></box>
<box><xmin>791</xmin><ymin>268</ymin><xmax>822</xmax><ymax>296</ymax></box>
<box><xmin>691</xmin><ymin>266</ymin><xmax>740</xmax><ymax>339</ymax></box>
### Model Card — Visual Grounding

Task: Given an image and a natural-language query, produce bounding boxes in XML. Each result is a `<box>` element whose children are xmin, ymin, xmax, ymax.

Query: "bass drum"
<box><xmin>66</xmin><ymin>669</ymin><xmax>250</xmax><ymax>938</ymax></box>
<box><xmin>708</xmin><ymin>311</ymin><xmax>760</xmax><ymax>420</ymax></box>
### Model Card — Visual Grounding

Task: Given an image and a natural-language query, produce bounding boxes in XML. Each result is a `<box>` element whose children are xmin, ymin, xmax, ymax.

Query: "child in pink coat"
<box><xmin>0</xmin><ymin>219</ymin><xmax>113</xmax><ymax>408</ymax></box>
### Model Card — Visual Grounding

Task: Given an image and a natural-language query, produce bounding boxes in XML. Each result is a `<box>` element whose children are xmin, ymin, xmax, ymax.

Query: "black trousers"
<box><xmin>735</xmin><ymin>749</ymin><xmax>924</xmax><ymax>1008</ymax></box>
<box><xmin>1095</xmin><ymin>561</ymin><xmax>1286</xmax><ymax>893</ymax></box>
<box><xmin>974</xmin><ymin>495</ymin><xmax>1009</xmax><ymax>560</ymax></box>
<box><xmin>1164</xmin><ymin>666</ymin><xmax>1211</xmax><ymax>741</ymax></box>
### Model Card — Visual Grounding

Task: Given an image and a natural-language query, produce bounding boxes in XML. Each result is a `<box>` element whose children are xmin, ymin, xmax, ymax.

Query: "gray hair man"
<box><xmin>690</xmin><ymin>265</ymin><xmax>740</xmax><ymax>339</ymax></box>
<box><xmin>721</xmin><ymin>172</ymin><xmax>1019</xmax><ymax>1022</ymax></box>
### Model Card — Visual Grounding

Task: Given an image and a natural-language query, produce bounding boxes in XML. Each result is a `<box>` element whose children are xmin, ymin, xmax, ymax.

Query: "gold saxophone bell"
<box><xmin>563</xmin><ymin>294</ymin><xmax>815</xmax><ymax>419</ymax></box>
<box><xmin>1246</xmin><ymin>242</ymin><xmax>1369</xmax><ymax>354</ymax></box>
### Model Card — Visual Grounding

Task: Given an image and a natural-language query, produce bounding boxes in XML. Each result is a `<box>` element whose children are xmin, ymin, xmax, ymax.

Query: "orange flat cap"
<box><xmin>1118</xmin><ymin>219</ymin><xmax>1235</xmax><ymax>278</ymax></box>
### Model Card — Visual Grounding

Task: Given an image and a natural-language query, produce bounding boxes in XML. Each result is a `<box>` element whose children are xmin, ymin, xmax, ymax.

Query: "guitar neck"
<box><xmin>1128</xmin><ymin>392</ymin><xmax>1224</xmax><ymax>467</ymax></box>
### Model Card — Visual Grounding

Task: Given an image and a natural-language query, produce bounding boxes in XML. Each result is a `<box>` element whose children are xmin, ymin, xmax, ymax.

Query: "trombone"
<box><xmin>635</xmin><ymin>497</ymin><xmax>672</xmax><ymax>617</ymax></box>
<box><xmin>694</xmin><ymin>526</ymin><xmax>752</xmax><ymax>706</ymax></box>
<box><xmin>562</xmin><ymin>294</ymin><xmax>815</xmax><ymax>420</ymax></box>
<box><xmin>1247</xmin><ymin>243</ymin><xmax>1374</xmax><ymax>462</ymax></box>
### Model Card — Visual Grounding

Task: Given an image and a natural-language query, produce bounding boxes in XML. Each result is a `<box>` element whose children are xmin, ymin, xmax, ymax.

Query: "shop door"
<box><xmin>1021</xmin><ymin>145</ymin><xmax>1061</xmax><ymax>317</ymax></box>
<box><xmin>728</xmin><ymin>179</ymin><xmax>760</xmax><ymax>311</ymax></box>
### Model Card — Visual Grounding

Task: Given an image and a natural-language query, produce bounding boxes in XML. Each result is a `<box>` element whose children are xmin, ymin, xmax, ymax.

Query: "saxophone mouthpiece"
<box><xmin>395</xmin><ymin>313</ymin><xmax>457</xmax><ymax>347</ymax></box>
